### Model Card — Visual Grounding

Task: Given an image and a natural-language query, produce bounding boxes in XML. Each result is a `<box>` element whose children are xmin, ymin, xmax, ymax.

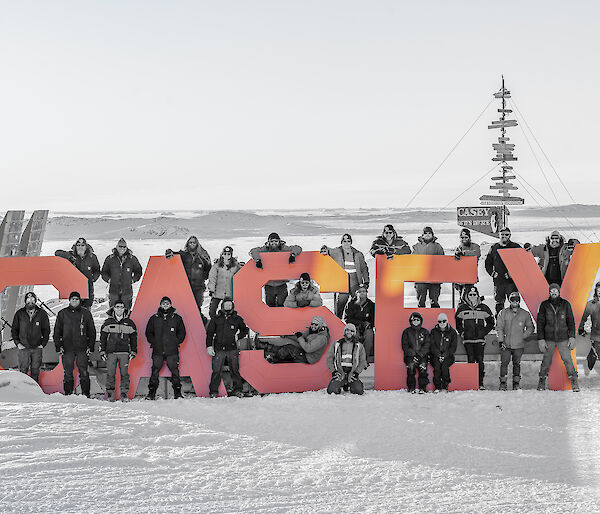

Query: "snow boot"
<box><xmin>499</xmin><ymin>376</ymin><xmax>508</xmax><ymax>391</ymax></box>
<box><xmin>80</xmin><ymin>378</ymin><xmax>91</xmax><ymax>399</ymax></box>
<box><xmin>537</xmin><ymin>376</ymin><xmax>546</xmax><ymax>391</ymax></box>
<box><xmin>479</xmin><ymin>384</ymin><xmax>486</xmax><ymax>391</ymax></box>
<box><xmin>570</xmin><ymin>376</ymin><xmax>580</xmax><ymax>392</ymax></box>
<box><xmin>418</xmin><ymin>389</ymin><xmax>426</xmax><ymax>394</ymax></box>
<box><xmin>233</xmin><ymin>390</ymin><xmax>245</xmax><ymax>398</ymax></box>
<box><xmin>173</xmin><ymin>386</ymin><xmax>183</xmax><ymax>399</ymax></box>
<box><xmin>513</xmin><ymin>376</ymin><xmax>521</xmax><ymax>390</ymax></box>
<box><xmin>64</xmin><ymin>380</ymin><xmax>74</xmax><ymax>395</ymax></box>
<box><xmin>209</xmin><ymin>392</ymin><xmax>218</xmax><ymax>398</ymax></box>
<box><xmin>146</xmin><ymin>388</ymin><xmax>157</xmax><ymax>400</ymax></box>
<box><xmin>106</xmin><ymin>389</ymin><xmax>116</xmax><ymax>402</ymax></box>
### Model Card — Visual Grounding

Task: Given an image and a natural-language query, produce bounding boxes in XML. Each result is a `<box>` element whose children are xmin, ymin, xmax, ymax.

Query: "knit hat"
<box><xmin>460</xmin><ymin>228</ymin><xmax>471</xmax><ymax>237</ymax></box>
<box><xmin>24</xmin><ymin>291</ymin><xmax>37</xmax><ymax>301</ymax></box>
<box><xmin>356</xmin><ymin>283</ymin><xmax>368</xmax><ymax>293</ymax></box>
<box><xmin>549</xmin><ymin>283</ymin><xmax>561</xmax><ymax>293</ymax></box>
<box><xmin>500</xmin><ymin>227</ymin><xmax>511</xmax><ymax>234</ymax></box>
<box><xmin>221</xmin><ymin>298</ymin><xmax>234</xmax><ymax>310</ymax></box>
<box><xmin>409</xmin><ymin>312</ymin><xmax>423</xmax><ymax>324</ymax></box>
<box><xmin>310</xmin><ymin>315</ymin><xmax>327</xmax><ymax>329</ymax></box>
<box><xmin>69</xmin><ymin>291</ymin><xmax>81</xmax><ymax>300</ymax></box>
<box><xmin>117</xmin><ymin>238</ymin><xmax>127</xmax><ymax>247</ymax></box>
<box><xmin>344</xmin><ymin>323</ymin><xmax>357</xmax><ymax>333</ymax></box>
<box><xmin>222</xmin><ymin>246</ymin><xmax>233</xmax><ymax>254</ymax></box>
<box><xmin>423</xmin><ymin>226</ymin><xmax>434</xmax><ymax>235</ymax></box>
<box><xmin>550</xmin><ymin>230</ymin><xmax>561</xmax><ymax>238</ymax></box>
<box><xmin>437</xmin><ymin>312</ymin><xmax>448</xmax><ymax>322</ymax></box>
<box><xmin>509</xmin><ymin>291</ymin><xmax>521</xmax><ymax>301</ymax></box>
<box><xmin>160</xmin><ymin>296</ymin><xmax>172</xmax><ymax>304</ymax></box>
<box><xmin>299</xmin><ymin>272</ymin><xmax>311</xmax><ymax>282</ymax></box>
<box><xmin>268</xmin><ymin>232</ymin><xmax>280</xmax><ymax>241</ymax></box>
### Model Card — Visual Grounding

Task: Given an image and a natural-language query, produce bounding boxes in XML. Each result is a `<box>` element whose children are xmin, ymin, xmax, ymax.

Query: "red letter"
<box><xmin>374</xmin><ymin>254</ymin><xmax>479</xmax><ymax>391</ymax></box>
<box><xmin>234</xmin><ymin>251</ymin><xmax>347</xmax><ymax>393</ymax></box>
<box><xmin>500</xmin><ymin>244</ymin><xmax>600</xmax><ymax>390</ymax></box>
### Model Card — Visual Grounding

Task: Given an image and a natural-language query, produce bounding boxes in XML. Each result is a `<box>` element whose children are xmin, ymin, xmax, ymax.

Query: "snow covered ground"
<box><xmin>2</xmin><ymin>208</ymin><xmax>600</xmax><ymax>512</ymax></box>
<box><xmin>1</xmin><ymin>368</ymin><xmax>600</xmax><ymax>512</ymax></box>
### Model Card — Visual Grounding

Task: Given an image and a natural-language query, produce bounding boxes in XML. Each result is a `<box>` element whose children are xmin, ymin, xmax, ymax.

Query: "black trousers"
<box><xmin>464</xmin><ymin>342</ymin><xmax>485</xmax><ymax>385</ymax></box>
<box><xmin>62</xmin><ymin>350</ymin><xmax>90</xmax><ymax>395</ymax></box>
<box><xmin>494</xmin><ymin>281</ymin><xmax>518</xmax><ymax>315</ymax></box>
<box><xmin>406</xmin><ymin>362</ymin><xmax>429</xmax><ymax>391</ymax></box>
<box><xmin>209</xmin><ymin>349</ymin><xmax>243</xmax><ymax>394</ymax></box>
<box><xmin>149</xmin><ymin>353</ymin><xmax>181</xmax><ymax>390</ymax></box>
<box><xmin>265</xmin><ymin>284</ymin><xmax>288</xmax><ymax>307</ymax></box>
<box><xmin>431</xmin><ymin>356</ymin><xmax>454</xmax><ymax>389</ymax></box>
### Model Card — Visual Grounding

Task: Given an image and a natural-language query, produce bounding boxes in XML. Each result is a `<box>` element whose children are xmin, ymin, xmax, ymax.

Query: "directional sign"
<box><xmin>457</xmin><ymin>206</ymin><xmax>502</xmax><ymax>238</ymax></box>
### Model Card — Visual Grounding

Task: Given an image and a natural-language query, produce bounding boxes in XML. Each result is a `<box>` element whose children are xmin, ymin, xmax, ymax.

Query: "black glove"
<box><xmin>413</xmin><ymin>355</ymin><xmax>419</xmax><ymax>365</ymax></box>
<box><xmin>524</xmin><ymin>243</ymin><xmax>532</xmax><ymax>251</ymax></box>
<box><xmin>454</xmin><ymin>249</ymin><xmax>462</xmax><ymax>260</ymax></box>
<box><xmin>578</xmin><ymin>327</ymin><xmax>586</xmax><ymax>336</ymax></box>
<box><xmin>332</xmin><ymin>371</ymin><xmax>343</xmax><ymax>381</ymax></box>
<box><xmin>294</xmin><ymin>331</ymin><xmax>303</xmax><ymax>338</ymax></box>
<box><xmin>500</xmin><ymin>341</ymin><xmax>507</xmax><ymax>351</ymax></box>
<box><xmin>255</xmin><ymin>259</ymin><xmax>263</xmax><ymax>269</ymax></box>
<box><xmin>419</xmin><ymin>363</ymin><xmax>427</xmax><ymax>372</ymax></box>
<box><xmin>288</xmin><ymin>254</ymin><xmax>296</xmax><ymax>264</ymax></box>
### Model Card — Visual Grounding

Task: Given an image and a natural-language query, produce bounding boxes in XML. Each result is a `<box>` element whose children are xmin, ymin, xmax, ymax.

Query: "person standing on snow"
<box><xmin>249</xmin><ymin>232</ymin><xmax>302</xmax><ymax>307</ymax></box>
<box><xmin>205</xmin><ymin>299</ymin><xmax>248</xmax><ymax>398</ymax></box>
<box><xmin>11</xmin><ymin>291</ymin><xmax>50</xmax><ymax>384</ymax></box>
<box><xmin>101</xmin><ymin>238</ymin><xmax>143</xmax><ymax>310</ymax></box>
<box><xmin>496</xmin><ymin>292</ymin><xmax>534</xmax><ymax>391</ymax></box>
<box><xmin>320</xmin><ymin>233</ymin><xmax>369</xmax><ymax>317</ymax></box>
<box><xmin>165</xmin><ymin>236</ymin><xmax>212</xmax><ymax>313</ymax></box>
<box><xmin>401</xmin><ymin>312</ymin><xmax>430</xmax><ymax>394</ymax></box>
<box><xmin>207</xmin><ymin>246</ymin><xmax>242</xmax><ymax>319</ymax></box>
<box><xmin>428</xmin><ymin>313</ymin><xmax>458</xmax><ymax>392</ymax></box>
<box><xmin>412</xmin><ymin>226</ymin><xmax>445</xmax><ymax>308</ymax></box>
<box><xmin>326</xmin><ymin>323</ymin><xmax>368</xmax><ymax>395</ymax></box>
<box><xmin>145</xmin><ymin>296</ymin><xmax>186</xmax><ymax>400</ymax></box>
<box><xmin>578</xmin><ymin>282</ymin><xmax>600</xmax><ymax>372</ymax></box>
<box><xmin>536</xmin><ymin>283</ymin><xmax>579</xmax><ymax>392</ymax></box>
<box><xmin>99</xmin><ymin>299</ymin><xmax>137</xmax><ymax>402</ymax></box>
<box><xmin>369</xmin><ymin>224</ymin><xmax>411</xmax><ymax>259</ymax></box>
<box><xmin>55</xmin><ymin>237</ymin><xmax>101</xmax><ymax>308</ymax></box>
<box><xmin>455</xmin><ymin>286</ymin><xmax>495</xmax><ymax>390</ymax></box>
<box><xmin>485</xmin><ymin>227</ymin><xmax>522</xmax><ymax>315</ymax></box>
<box><xmin>53</xmin><ymin>291</ymin><xmax>96</xmax><ymax>397</ymax></box>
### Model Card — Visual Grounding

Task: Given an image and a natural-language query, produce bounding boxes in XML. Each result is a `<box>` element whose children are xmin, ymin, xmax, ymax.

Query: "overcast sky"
<box><xmin>1</xmin><ymin>1</ymin><xmax>599</xmax><ymax>211</ymax></box>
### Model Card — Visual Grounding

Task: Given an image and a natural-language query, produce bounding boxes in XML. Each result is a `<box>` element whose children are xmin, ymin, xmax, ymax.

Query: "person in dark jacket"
<box><xmin>101</xmin><ymin>238</ymin><xmax>143</xmax><ymax>310</ymax></box>
<box><xmin>525</xmin><ymin>230</ymin><xmax>573</xmax><ymax>286</ymax></box>
<box><xmin>55</xmin><ymin>237</ymin><xmax>101</xmax><ymax>308</ymax></box>
<box><xmin>370</xmin><ymin>224</ymin><xmax>411</xmax><ymax>259</ymax></box>
<box><xmin>249</xmin><ymin>232</ymin><xmax>302</xmax><ymax>307</ymax></box>
<box><xmin>11</xmin><ymin>291</ymin><xmax>50</xmax><ymax>384</ymax></box>
<box><xmin>99</xmin><ymin>299</ymin><xmax>137</xmax><ymax>402</ymax></box>
<box><xmin>455</xmin><ymin>285</ymin><xmax>495</xmax><ymax>389</ymax></box>
<box><xmin>401</xmin><ymin>312</ymin><xmax>430</xmax><ymax>393</ymax></box>
<box><xmin>205</xmin><ymin>299</ymin><xmax>248</xmax><ymax>398</ymax></box>
<box><xmin>413</xmin><ymin>226</ymin><xmax>445</xmax><ymax>308</ymax></box>
<box><xmin>166</xmin><ymin>236</ymin><xmax>212</xmax><ymax>313</ymax></box>
<box><xmin>344</xmin><ymin>284</ymin><xmax>375</xmax><ymax>358</ymax></box>
<box><xmin>429</xmin><ymin>313</ymin><xmax>458</xmax><ymax>391</ymax></box>
<box><xmin>145</xmin><ymin>296</ymin><xmax>186</xmax><ymax>400</ymax></box>
<box><xmin>326</xmin><ymin>323</ymin><xmax>368</xmax><ymax>395</ymax></box>
<box><xmin>320</xmin><ymin>233</ymin><xmax>370</xmax><ymax>317</ymax></box>
<box><xmin>484</xmin><ymin>227</ymin><xmax>522</xmax><ymax>315</ymax></box>
<box><xmin>53</xmin><ymin>291</ymin><xmax>97</xmax><ymax>397</ymax></box>
<box><xmin>578</xmin><ymin>282</ymin><xmax>600</xmax><ymax>372</ymax></box>
<box><xmin>537</xmin><ymin>283</ymin><xmax>579</xmax><ymax>392</ymax></box>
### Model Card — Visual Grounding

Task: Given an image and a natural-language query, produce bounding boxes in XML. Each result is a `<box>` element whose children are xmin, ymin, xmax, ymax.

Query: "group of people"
<box><xmin>7</xmin><ymin>223</ymin><xmax>595</xmax><ymax>398</ymax></box>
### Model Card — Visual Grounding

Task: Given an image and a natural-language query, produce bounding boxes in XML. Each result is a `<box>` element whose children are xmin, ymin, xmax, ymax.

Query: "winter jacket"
<box><xmin>484</xmin><ymin>241</ymin><xmax>522</xmax><ymax>284</ymax></box>
<box><xmin>249</xmin><ymin>240</ymin><xmax>302</xmax><ymax>287</ymax></box>
<box><xmin>456</xmin><ymin>241</ymin><xmax>481</xmax><ymax>260</ymax></box>
<box><xmin>296</xmin><ymin>325</ymin><xmax>330</xmax><ymax>363</ymax></box>
<box><xmin>496</xmin><ymin>307</ymin><xmax>535</xmax><ymax>349</ymax></box>
<box><xmin>101</xmin><ymin>249</ymin><xmax>143</xmax><ymax>296</ymax></box>
<box><xmin>412</xmin><ymin>236</ymin><xmax>445</xmax><ymax>256</ymax></box>
<box><xmin>54</xmin><ymin>305</ymin><xmax>97</xmax><ymax>352</ymax></box>
<box><xmin>327</xmin><ymin>338</ymin><xmax>367</xmax><ymax>375</ymax></box>
<box><xmin>429</xmin><ymin>325</ymin><xmax>458</xmax><ymax>360</ymax></box>
<box><xmin>207</xmin><ymin>259</ymin><xmax>242</xmax><ymax>300</ymax></box>
<box><xmin>145</xmin><ymin>307</ymin><xmax>186</xmax><ymax>355</ymax></box>
<box><xmin>322</xmin><ymin>246</ymin><xmax>369</xmax><ymax>286</ymax></box>
<box><xmin>206</xmin><ymin>310</ymin><xmax>248</xmax><ymax>352</ymax></box>
<box><xmin>579</xmin><ymin>299</ymin><xmax>600</xmax><ymax>341</ymax></box>
<box><xmin>11</xmin><ymin>306</ymin><xmax>50</xmax><ymax>349</ymax></box>
<box><xmin>172</xmin><ymin>238</ymin><xmax>212</xmax><ymax>290</ymax></box>
<box><xmin>455</xmin><ymin>301</ymin><xmax>495</xmax><ymax>342</ymax></box>
<box><xmin>344</xmin><ymin>298</ymin><xmax>375</xmax><ymax>331</ymax></box>
<box><xmin>284</xmin><ymin>284</ymin><xmax>323</xmax><ymax>308</ymax></box>
<box><xmin>530</xmin><ymin>236</ymin><xmax>572</xmax><ymax>282</ymax></box>
<box><xmin>55</xmin><ymin>242</ymin><xmax>101</xmax><ymax>300</ymax></box>
<box><xmin>401</xmin><ymin>326</ymin><xmax>430</xmax><ymax>364</ymax></box>
<box><xmin>537</xmin><ymin>297</ymin><xmax>575</xmax><ymax>343</ymax></box>
<box><xmin>370</xmin><ymin>236</ymin><xmax>411</xmax><ymax>257</ymax></box>
<box><xmin>100</xmin><ymin>309</ymin><xmax>138</xmax><ymax>354</ymax></box>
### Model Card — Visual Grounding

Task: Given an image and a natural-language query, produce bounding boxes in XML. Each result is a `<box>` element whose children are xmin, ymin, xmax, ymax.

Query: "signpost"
<box><xmin>457</xmin><ymin>206</ymin><xmax>502</xmax><ymax>237</ymax></box>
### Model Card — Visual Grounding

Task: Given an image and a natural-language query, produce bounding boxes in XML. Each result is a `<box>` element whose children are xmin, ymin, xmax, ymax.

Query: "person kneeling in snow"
<box><xmin>258</xmin><ymin>316</ymin><xmax>329</xmax><ymax>364</ymax></box>
<box><xmin>401</xmin><ymin>312</ymin><xmax>430</xmax><ymax>393</ymax></box>
<box><xmin>326</xmin><ymin>323</ymin><xmax>367</xmax><ymax>395</ymax></box>
<box><xmin>99</xmin><ymin>299</ymin><xmax>137</xmax><ymax>402</ymax></box>
<box><xmin>205</xmin><ymin>299</ymin><xmax>248</xmax><ymax>398</ymax></box>
<box><xmin>145</xmin><ymin>296</ymin><xmax>186</xmax><ymax>400</ymax></box>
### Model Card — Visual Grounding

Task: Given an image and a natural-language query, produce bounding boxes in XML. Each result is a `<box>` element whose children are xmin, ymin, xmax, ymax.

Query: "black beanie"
<box><xmin>25</xmin><ymin>291</ymin><xmax>37</xmax><ymax>301</ymax></box>
<box><xmin>160</xmin><ymin>296</ymin><xmax>172</xmax><ymax>304</ymax></box>
<box><xmin>423</xmin><ymin>226</ymin><xmax>434</xmax><ymax>235</ymax></box>
<box><xmin>300</xmin><ymin>272</ymin><xmax>311</xmax><ymax>281</ymax></box>
<box><xmin>69</xmin><ymin>291</ymin><xmax>81</xmax><ymax>300</ymax></box>
<box><xmin>268</xmin><ymin>232</ymin><xmax>280</xmax><ymax>241</ymax></box>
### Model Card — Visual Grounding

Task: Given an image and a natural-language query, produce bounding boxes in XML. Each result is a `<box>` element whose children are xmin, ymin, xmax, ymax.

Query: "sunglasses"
<box><xmin>438</xmin><ymin>320</ymin><xmax>448</xmax><ymax>324</ymax></box>
<box><xmin>222</xmin><ymin>252</ymin><xmax>232</xmax><ymax>255</ymax></box>
<box><xmin>117</xmin><ymin>245</ymin><xmax>127</xmax><ymax>248</ymax></box>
